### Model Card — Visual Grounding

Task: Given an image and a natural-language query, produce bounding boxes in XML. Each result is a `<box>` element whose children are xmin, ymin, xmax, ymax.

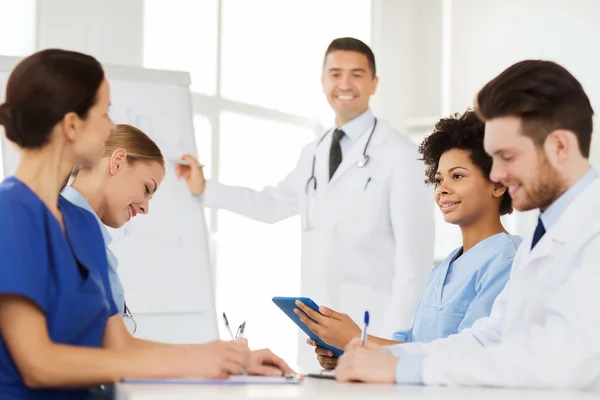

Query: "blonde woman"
<box><xmin>62</xmin><ymin>123</ymin><xmax>164</xmax><ymax>318</ymax></box>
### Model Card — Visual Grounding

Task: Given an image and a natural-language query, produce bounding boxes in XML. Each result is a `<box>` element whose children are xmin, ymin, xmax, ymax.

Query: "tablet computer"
<box><xmin>271</xmin><ymin>296</ymin><xmax>343</xmax><ymax>357</ymax></box>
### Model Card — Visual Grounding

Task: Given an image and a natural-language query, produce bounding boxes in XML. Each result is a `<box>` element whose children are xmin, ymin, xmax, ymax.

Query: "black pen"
<box><xmin>235</xmin><ymin>321</ymin><xmax>246</xmax><ymax>339</ymax></box>
<box><xmin>222</xmin><ymin>312</ymin><xmax>235</xmax><ymax>340</ymax></box>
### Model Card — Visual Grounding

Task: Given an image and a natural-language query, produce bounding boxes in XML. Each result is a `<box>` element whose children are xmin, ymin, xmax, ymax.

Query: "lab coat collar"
<box><xmin>333</xmin><ymin>109</ymin><xmax>375</xmax><ymax>143</ymax></box>
<box><xmin>539</xmin><ymin>167</ymin><xmax>597</xmax><ymax>232</ymax></box>
<box><xmin>327</xmin><ymin>118</ymin><xmax>392</xmax><ymax>187</ymax></box>
<box><xmin>522</xmin><ymin>176</ymin><xmax>600</xmax><ymax>264</ymax></box>
<box><xmin>369</xmin><ymin>117</ymin><xmax>391</xmax><ymax>146</ymax></box>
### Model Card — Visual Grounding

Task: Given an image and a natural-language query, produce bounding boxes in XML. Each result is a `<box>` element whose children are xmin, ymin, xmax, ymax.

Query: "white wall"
<box><xmin>0</xmin><ymin>0</ymin><xmax>36</xmax><ymax>56</ymax></box>
<box><xmin>371</xmin><ymin>0</ymin><xmax>600</xmax><ymax>236</ymax></box>
<box><xmin>450</xmin><ymin>0</ymin><xmax>600</xmax><ymax>168</ymax></box>
<box><xmin>370</xmin><ymin>0</ymin><xmax>444</xmax><ymax>131</ymax></box>
<box><xmin>37</xmin><ymin>0</ymin><xmax>144</xmax><ymax>66</ymax></box>
<box><xmin>451</xmin><ymin>0</ymin><xmax>600</xmax><ymax>232</ymax></box>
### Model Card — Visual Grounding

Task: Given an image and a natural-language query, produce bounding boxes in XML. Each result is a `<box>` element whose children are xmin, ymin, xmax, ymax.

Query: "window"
<box><xmin>220</xmin><ymin>0</ymin><xmax>372</xmax><ymax>119</ymax></box>
<box><xmin>193</xmin><ymin>115</ymin><xmax>214</xmax><ymax>228</ymax></box>
<box><xmin>216</xmin><ymin>2</ymin><xmax>371</xmax><ymax>362</ymax></box>
<box><xmin>144</xmin><ymin>0</ymin><xmax>372</xmax><ymax>362</ymax></box>
<box><xmin>0</xmin><ymin>0</ymin><xmax>36</xmax><ymax>57</ymax></box>
<box><xmin>0</xmin><ymin>0</ymin><xmax>37</xmax><ymax>178</ymax></box>
<box><xmin>143</xmin><ymin>0</ymin><xmax>219</xmax><ymax>95</ymax></box>
<box><xmin>193</xmin><ymin>115</ymin><xmax>213</xmax><ymax>180</ymax></box>
<box><xmin>216</xmin><ymin>112</ymin><xmax>313</xmax><ymax>363</ymax></box>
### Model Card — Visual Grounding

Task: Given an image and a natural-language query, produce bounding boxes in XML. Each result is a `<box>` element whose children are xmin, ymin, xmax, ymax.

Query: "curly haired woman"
<box><xmin>301</xmin><ymin>109</ymin><xmax>522</xmax><ymax>369</ymax></box>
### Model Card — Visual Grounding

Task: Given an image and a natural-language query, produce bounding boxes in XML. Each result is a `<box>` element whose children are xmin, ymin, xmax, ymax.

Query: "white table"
<box><xmin>116</xmin><ymin>378</ymin><xmax>599</xmax><ymax>399</ymax></box>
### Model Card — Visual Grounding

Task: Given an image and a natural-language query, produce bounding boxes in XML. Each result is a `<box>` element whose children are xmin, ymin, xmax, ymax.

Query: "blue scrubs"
<box><xmin>393</xmin><ymin>233</ymin><xmax>522</xmax><ymax>343</ymax></box>
<box><xmin>0</xmin><ymin>177</ymin><xmax>118</xmax><ymax>400</ymax></box>
<box><xmin>61</xmin><ymin>185</ymin><xmax>125</xmax><ymax>316</ymax></box>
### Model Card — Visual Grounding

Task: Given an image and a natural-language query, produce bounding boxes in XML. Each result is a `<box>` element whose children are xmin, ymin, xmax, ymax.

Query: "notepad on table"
<box><xmin>123</xmin><ymin>374</ymin><xmax>303</xmax><ymax>385</ymax></box>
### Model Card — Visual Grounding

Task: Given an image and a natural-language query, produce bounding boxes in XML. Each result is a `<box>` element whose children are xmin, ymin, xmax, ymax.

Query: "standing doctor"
<box><xmin>177</xmin><ymin>37</ymin><xmax>434</xmax><ymax>368</ymax></box>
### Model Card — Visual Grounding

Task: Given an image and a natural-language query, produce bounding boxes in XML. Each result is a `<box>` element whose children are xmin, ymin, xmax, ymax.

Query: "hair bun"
<box><xmin>0</xmin><ymin>102</ymin><xmax>13</xmax><ymax>130</ymax></box>
<box><xmin>0</xmin><ymin>102</ymin><xmax>9</xmax><ymax>124</ymax></box>
<box><xmin>0</xmin><ymin>102</ymin><xmax>24</xmax><ymax>146</ymax></box>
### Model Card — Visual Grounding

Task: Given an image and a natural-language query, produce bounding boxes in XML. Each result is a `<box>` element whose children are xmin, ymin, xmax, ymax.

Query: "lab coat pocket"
<box><xmin>336</xmin><ymin>175</ymin><xmax>384</xmax><ymax>240</ymax></box>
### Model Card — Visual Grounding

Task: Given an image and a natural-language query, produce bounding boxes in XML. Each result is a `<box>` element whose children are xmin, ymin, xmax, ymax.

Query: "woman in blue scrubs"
<box><xmin>0</xmin><ymin>49</ymin><xmax>291</xmax><ymax>400</ymax></box>
<box><xmin>297</xmin><ymin>109</ymin><xmax>522</xmax><ymax>369</ymax></box>
<box><xmin>61</xmin><ymin>123</ymin><xmax>165</xmax><ymax>322</ymax></box>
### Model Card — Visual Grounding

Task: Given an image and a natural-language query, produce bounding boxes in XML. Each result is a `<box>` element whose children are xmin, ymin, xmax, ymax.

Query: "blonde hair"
<box><xmin>104</xmin><ymin>124</ymin><xmax>164</xmax><ymax>169</ymax></box>
<box><xmin>71</xmin><ymin>124</ymin><xmax>164</xmax><ymax>178</ymax></box>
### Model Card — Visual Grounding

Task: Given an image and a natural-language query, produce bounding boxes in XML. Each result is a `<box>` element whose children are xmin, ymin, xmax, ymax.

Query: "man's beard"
<box><xmin>515</xmin><ymin>154</ymin><xmax>565</xmax><ymax>212</ymax></box>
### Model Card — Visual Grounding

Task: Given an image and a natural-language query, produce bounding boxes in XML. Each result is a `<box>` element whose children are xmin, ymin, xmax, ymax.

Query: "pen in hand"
<box><xmin>236</xmin><ymin>321</ymin><xmax>247</xmax><ymax>376</ymax></box>
<box><xmin>222</xmin><ymin>312</ymin><xmax>235</xmax><ymax>341</ymax></box>
<box><xmin>223</xmin><ymin>313</ymin><xmax>249</xmax><ymax>375</ymax></box>
<box><xmin>171</xmin><ymin>158</ymin><xmax>204</xmax><ymax>168</ymax></box>
<box><xmin>361</xmin><ymin>311</ymin><xmax>370</xmax><ymax>348</ymax></box>
<box><xmin>235</xmin><ymin>321</ymin><xmax>246</xmax><ymax>340</ymax></box>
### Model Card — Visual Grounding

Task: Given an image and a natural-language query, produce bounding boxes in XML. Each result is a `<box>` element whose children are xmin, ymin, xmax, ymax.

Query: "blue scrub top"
<box><xmin>0</xmin><ymin>177</ymin><xmax>118</xmax><ymax>400</ymax></box>
<box><xmin>61</xmin><ymin>185</ymin><xmax>125</xmax><ymax>316</ymax></box>
<box><xmin>393</xmin><ymin>233</ymin><xmax>522</xmax><ymax>343</ymax></box>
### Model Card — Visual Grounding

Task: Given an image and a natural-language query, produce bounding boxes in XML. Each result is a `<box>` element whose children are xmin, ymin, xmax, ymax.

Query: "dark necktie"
<box><xmin>329</xmin><ymin>129</ymin><xmax>345</xmax><ymax>180</ymax></box>
<box><xmin>531</xmin><ymin>216</ymin><xmax>546</xmax><ymax>250</ymax></box>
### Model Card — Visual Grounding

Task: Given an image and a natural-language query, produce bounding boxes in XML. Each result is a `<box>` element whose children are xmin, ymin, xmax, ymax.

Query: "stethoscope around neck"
<box><xmin>123</xmin><ymin>300</ymin><xmax>137</xmax><ymax>335</ymax></box>
<box><xmin>305</xmin><ymin>118</ymin><xmax>378</xmax><ymax>193</ymax></box>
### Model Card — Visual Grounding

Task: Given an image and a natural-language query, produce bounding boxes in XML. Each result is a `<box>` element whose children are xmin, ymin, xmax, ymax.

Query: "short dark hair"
<box><xmin>0</xmin><ymin>49</ymin><xmax>105</xmax><ymax>149</ymax></box>
<box><xmin>418</xmin><ymin>109</ymin><xmax>513</xmax><ymax>216</ymax></box>
<box><xmin>324</xmin><ymin>37</ymin><xmax>376</xmax><ymax>77</ymax></box>
<box><xmin>475</xmin><ymin>60</ymin><xmax>594</xmax><ymax>158</ymax></box>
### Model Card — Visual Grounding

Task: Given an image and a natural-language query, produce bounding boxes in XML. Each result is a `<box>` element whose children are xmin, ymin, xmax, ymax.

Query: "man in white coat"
<box><xmin>335</xmin><ymin>59</ymin><xmax>600</xmax><ymax>391</ymax></box>
<box><xmin>176</xmin><ymin>37</ymin><xmax>434</xmax><ymax>369</ymax></box>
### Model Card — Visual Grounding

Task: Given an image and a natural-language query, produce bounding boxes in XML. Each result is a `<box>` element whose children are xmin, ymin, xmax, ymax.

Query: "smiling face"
<box><xmin>322</xmin><ymin>50</ymin><xmax>378</xmax><ymax>125</ymax></box>
<box><xmin>434</xmin><ymin>148</ymin><xmax>506</xmax><ymax>226</ymax></box>
<box><xmin>102</xmin><ymin>157</ymin><xmax>165</xmax><ymax>228</ymax></box>
<box><xmin>484</xmin><ymin>116</ymin><xmax>563</xmax><ymax>212</ymax></box>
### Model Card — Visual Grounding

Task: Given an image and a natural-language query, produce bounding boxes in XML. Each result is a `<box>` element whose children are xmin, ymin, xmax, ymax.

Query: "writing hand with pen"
<box><xmin>333</xmin><ymin>311</ymin><xmax>398</xmax><ymax>383</ymax></box>
<box><xmin>303</xmin><ymin>308</ymin><xmax>397</xmax><ymax>383</ymax></box>
<box><xmin>334</xmin><ymin>336</ymin><xmax>398</xmax><ymax>384</ymax></box>
<box><xmin>222</xmin><ymin>312</ymin><xmax>296</xmax><ymax>377</ymax></box>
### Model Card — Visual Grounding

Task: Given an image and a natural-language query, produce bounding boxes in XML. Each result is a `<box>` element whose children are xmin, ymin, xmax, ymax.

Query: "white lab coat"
<box><xmin>204</xmin><ymin>118</ymin><xmax>434</xmax><ymax>369</ymax></box>
<box><xmin>393</xmin><ymin>176</ymin><xmax>600</xmax><ymax>391</ymax></box>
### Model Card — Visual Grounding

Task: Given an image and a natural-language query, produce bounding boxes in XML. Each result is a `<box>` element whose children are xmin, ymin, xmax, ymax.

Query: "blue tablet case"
<box><xmin>272</xmin><ymin>296</ymin><xmax>343</xmax><ymax>357</ymax></box>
